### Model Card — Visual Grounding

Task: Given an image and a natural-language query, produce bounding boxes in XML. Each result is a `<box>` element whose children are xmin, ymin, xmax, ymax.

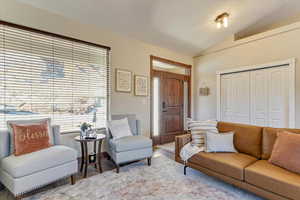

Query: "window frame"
<box><xmin>0</xmin><ymin>20</ymin><xmax>111</xmax><ymax>133</ymax></box>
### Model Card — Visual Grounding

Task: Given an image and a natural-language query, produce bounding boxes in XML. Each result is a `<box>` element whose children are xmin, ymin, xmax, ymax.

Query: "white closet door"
<box><xmin>221</xmin><ymin>72</ymin><xmax>250</xmax><ymax>124</ymax></box>
<box><xmin>250</xmin><ymin>69</ymin><xmax>269</xmax><ymax>126</ymax></box>
<box><xmin>218</xmin><ymin>59</ymin><xmax>295</xmax><ymax>128</ymax></box>
<box><xmin>250</xmin><ymin>65</ymin><xmax>289</xmax><ymax>128</ymax></box>
<box><xmin>267</xmin><ymin>66</ymin><xmax>289</xmax><ymax>128</ymax></box>
<box><xmin>221</xmin><ymin>74</ymin><xmax>234</xmax><ymax>122</ymax></box>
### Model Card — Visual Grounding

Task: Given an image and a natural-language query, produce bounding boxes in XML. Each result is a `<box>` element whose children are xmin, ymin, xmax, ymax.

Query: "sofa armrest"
<box><xmin>175</xmin><ymin>134</ymin><xmax>191</xmax><ymax>163</ymax></box>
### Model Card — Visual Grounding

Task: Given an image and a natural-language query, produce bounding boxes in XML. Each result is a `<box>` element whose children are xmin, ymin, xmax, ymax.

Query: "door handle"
<box><xmin>162</xmin><ymin>102</ymin><xmax>167</xmax><ymax>112</ymax></box>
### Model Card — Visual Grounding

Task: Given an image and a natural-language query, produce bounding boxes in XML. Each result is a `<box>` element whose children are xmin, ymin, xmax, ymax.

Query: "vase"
<box><xmin>80</xmin><ymin>130</ymin><xmax>86</xmax><ymax>139</ymax></box>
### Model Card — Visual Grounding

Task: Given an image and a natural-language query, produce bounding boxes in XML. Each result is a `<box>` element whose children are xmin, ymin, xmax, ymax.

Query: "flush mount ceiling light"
<box><xmin>215</xmin><ymin>12</ymin><xmax>229</xmax><ymax>29</ymax></box>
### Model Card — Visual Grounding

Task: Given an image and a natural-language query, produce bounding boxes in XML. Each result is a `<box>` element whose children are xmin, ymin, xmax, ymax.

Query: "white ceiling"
<box><xmin>17</xmin><ymin>0</ymin><xmax>300</xmax><ymax>56</ymax></box>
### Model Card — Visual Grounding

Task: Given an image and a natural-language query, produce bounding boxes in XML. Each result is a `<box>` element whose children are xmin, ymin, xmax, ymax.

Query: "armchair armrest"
<box><xmin>52</xmin><ymin>125</ymin><xmax>61</xmax><ymax>145</ymax></box>
<box><xmin>175</xmin><ymin>134</ymin><xmax>191</xmax><ymax>163</ymax></box>
<box><xmin>136</xmin><ymin>120</ymin><xmax>141</xmax><ymax>135</ymax></box>
<box><xmin>0</xmin><ymin>130</ymin><xmax>10</xmax><ymax>159</ymax></box>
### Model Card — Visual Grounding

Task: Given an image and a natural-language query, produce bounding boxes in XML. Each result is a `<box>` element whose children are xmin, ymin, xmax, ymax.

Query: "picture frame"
<box><xmin>115</xmin><ymin>69</ymin><xmax>132</xmax><ymax>93</ymax></box>
<box><xmin>134</xmin><ymin>75</ymin><xmax>148</xmax><ymax>96</ymax></box>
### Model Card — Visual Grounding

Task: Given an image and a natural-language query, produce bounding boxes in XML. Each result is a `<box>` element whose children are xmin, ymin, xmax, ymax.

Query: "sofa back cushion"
<box><xmin>268</xmin><ymin>131</ymin><xmax>300</xmax><ymax>174</ymax></box>
<box><xmin>217</xmin><ymin>122</ymin><xmax>263</xmax><ymax>158</ymax></box>
<box><xmin>262</xmin><ymin>127</ymin><xmax>300</xmax><ymax>160</ymax></box>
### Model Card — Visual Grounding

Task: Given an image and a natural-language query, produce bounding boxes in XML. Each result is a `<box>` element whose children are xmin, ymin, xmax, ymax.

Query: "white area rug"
<box><xmin>0</xmin><ymin>154</ymin><xmax>264</xmax><ymax>200</ymax></box>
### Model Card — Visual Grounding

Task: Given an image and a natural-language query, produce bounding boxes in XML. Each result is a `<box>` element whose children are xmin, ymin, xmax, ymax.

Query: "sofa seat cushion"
<box><xmin>0</xmin><ymin>145</ymin><xmax>77</xmax><ymax>178</ymax></box>
<box><xmin>189</xmin><ymin>152</ymin><xmax>257</xmax><ymax>180</ymax></box>
<box><xmin>109</xmin><ymin>136</ymin><xmax>152</xmax><ymax>153</ymax></box>
<box><xmin>245</xmin><ymin>160</ymin><xmax>300</xmax><ymax>200</ymax></box>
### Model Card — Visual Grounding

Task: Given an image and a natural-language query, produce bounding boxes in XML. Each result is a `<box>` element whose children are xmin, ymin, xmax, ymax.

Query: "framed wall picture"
<box><xmin>134</xmin><ymin>75</ymin><xmax>148</xmax><ymax>96</ymax></box>
<box><xmin>116</xmin><ymin>69</ymin><xmax>132</xmax><ymax>92</ymax></box>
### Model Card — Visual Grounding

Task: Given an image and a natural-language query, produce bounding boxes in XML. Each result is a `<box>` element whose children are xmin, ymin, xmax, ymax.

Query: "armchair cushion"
<box><xmin>107</xmin><ymin>118</ymin><xmax>133</xmax><ymax>140</ymax></box>
<box><xmin>111</xmin><ymin>114</ymin><xmax>139</xmax><ymax>135</ymax></box>
<box><xmin>0</xmin><ymin>145</ymin><xmax>77</xmax><ymax>178</ymax></box>
<box><xmin>12</xmin><ymin>121</ymin><xmax>52</xmax><ymax>156</ymax></box>
<box><xmin>0</xmin><ymin>125</ymin><xmax>60</xmax><ymax>159</ymax></box>
<box><xmin>109</xmin><ymin>136</ymin><xmax>152</xmax><ymax>153</ymax></box>
<box><xmin>7</xmin><ymin>118</ymin><xmax>54</xmax><ymax>155</ymax></box>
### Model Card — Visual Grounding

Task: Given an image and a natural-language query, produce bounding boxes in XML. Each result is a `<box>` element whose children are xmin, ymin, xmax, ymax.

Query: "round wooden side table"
<box><xmin>74</xmin><ymin>134</ymin><xmax>106</xmax><ymax>178</ymax></box>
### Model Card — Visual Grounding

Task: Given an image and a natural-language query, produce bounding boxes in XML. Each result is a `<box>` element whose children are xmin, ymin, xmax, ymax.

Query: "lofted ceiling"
<box><xmin>17</xmin><ymin>0</ymin><xmax>300</xmax><ymax>56</ymax></box>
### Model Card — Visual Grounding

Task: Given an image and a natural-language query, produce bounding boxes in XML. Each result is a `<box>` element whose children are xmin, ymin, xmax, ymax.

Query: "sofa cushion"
<box><xmin>262</xmin><ymin>127</ymin><xmax>300</xmax><ymax>160</ymax></box>
<box><xmin>0</xmin><ymin>145</ymin><xmax>77</xmax><ymax>178</ymax></box>
<box><xmin>217</xmin><ymin>122</ymin><xmax>263</xmax><ymax>158</ymax></box>
<box><xmin>205</xmin><ymin>131</ymin><xmax>237</xmax><ymax>153</ymax></box>
<box><xmin>269</xmin><ymin>131</ymin><xmax>300</xmax><ymax>174</ymax></box>
<box><xmin>109</xmin><ymin>136</ymin><xmax>152</xmax><ymax>153</ymax></box>
<box><xmin>245</xmin><ymin>160</ymin><xmax>300</xmax><ymax>200</ymax></box>
<box><xmin>189</xmin><ymin>152</ymin><xmax>257</xmax><ymax>180</ymax></box>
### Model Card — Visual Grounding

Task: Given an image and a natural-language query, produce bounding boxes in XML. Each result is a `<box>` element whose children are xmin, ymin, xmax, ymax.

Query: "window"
<box><xmin>0</xmin><ymin>22</ymin><xmax>111</xmax><ymax>132</ymax></box>
<box><xmin>152</xmin><ymin>77</ymin><xmax>159</xmax><ymax>136</ymax></box>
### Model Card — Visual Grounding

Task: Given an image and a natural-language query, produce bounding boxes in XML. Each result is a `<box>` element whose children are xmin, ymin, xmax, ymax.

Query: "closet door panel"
<box><xmin>233</xmin><ymin>72</ymin><xmax>250</xmax><ymax>124</ymax></box>
<box><xmin>221</xmin><ymin>72</ymin><xmax>250</xmax><ymax>124</ymax></box>
<box><xmin>268</xmin><ymin>66</ymin><xmax>289</xmax><ymax>128</ymax></box>
<box><xmin>250</xmin><ymin>70</ymin><xmax>268</xmax><ymax>126</ymax></box>
<box><xmin>220</xmin><ymin>74</ymin><xmax>234</xmax><ymax>122</ymax></box>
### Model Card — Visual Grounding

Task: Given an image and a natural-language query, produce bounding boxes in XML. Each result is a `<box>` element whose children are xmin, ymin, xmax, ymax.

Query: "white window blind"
<box><xmin>0</xmin><ymin>23</ymin><xmax>110</xmax><ymax>132</ymax></box>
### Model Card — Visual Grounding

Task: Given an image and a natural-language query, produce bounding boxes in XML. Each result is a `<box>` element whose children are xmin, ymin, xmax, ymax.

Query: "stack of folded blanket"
<box><xmin>180</xmin><ymin>119</ymin><xmax>218</xmax><ymax>162</ymax></box>
<box><xmin>187</xmin><ymin>119</ymin><xmax>218</xmax><ymax>148</ymax></box>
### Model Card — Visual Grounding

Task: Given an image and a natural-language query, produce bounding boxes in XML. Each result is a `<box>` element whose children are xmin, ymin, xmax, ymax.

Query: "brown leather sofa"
<box><xmin>175</xmin><ymin>122</ymin><xmax>300</xmax><ymax>200</ymax></box>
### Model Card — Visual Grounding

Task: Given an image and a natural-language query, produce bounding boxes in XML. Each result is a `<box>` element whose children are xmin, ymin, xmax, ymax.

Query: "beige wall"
<box><xmin>0</xmin><ymin>0</ymin><xmax>193</xmax><ymax>136</ymax></box>
<box><xmin>194</xmin><ymin>22</ymin><xmax>300</xmax><ymax>127</ymax></box>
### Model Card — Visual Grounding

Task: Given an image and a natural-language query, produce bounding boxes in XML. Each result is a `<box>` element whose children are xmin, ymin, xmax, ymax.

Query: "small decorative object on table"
<box><xmin>80</xmin><ymin>122</ymin><xmax>97</xmax><ymax>139</ymax></box>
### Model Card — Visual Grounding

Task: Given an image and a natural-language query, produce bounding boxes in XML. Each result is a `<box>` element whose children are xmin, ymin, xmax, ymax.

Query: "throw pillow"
<box><xmin>191</xmin><ymin>130</ymin><xmax>206</xmax><ymax>147</ymax></box>
<box><xmin>269</xmin><ymin>131</ymin><xmax>300</xmax><ymax>174</ymax></box>
<box><xmin>187</xmin><ymin>120</ymin><xmax>218</xmax><ymax>148</ymax></box>
<box><xmin>107</xmin><ymin>118</ymin><xmax>133</xmax><ymax>140</ymax></box>
<box><xmin>12</xmin><ymin>121</ymin><xmax>52</xmax><ymax>156</ymax></box>
<box><xmin>7</xmin><ymin>118</ymin><xmax>53</xmax><ymax>155</ymax></box>
<box><xmin>205</xmin><ymin>131</ymin><xmax>237</xmax><ymax>153</ymax></box>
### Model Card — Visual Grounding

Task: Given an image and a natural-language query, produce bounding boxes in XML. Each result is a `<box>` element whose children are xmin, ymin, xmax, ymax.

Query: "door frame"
<box><xmin>150</xmin><ymin>55</ymin><xmax>192</xmax><ymax>144</ymax></box>
<box><xmin>216</xmin><ymin>58</ymin><xmax>296</xmax><ymax>128</ymax></box>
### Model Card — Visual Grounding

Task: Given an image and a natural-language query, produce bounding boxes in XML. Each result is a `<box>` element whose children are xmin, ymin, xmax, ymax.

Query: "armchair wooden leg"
<box><xmin>116</xmin><ymin>164</ymin><xmax>120</xmax><ymax>173</ymax></box>
<box><xmin>106</xmin><ymin>154</ymin><xmax>111</xmax><ymax>160</ymax></box>
<box><xmin>15</xmin><ymin>195</ymin><xmax>23</xmax><ymax>200</ymax></box>
<box><xmin>70</xmin><ymin>175</ymin><xmax>76</xmax><ymax>185</ymax></box>
<box><xmin>147</xmin><ymin>157</ymin><xmax>151</xmax><ymax>166</ymax></box>
<box><xmin>111</xmin><ymin>158</ymin><xmax>120</xmax><ymax>173</ymax></box>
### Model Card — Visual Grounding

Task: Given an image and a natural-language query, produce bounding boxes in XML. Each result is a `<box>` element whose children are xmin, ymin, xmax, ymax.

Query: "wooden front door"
<box><xmin>152</xmin><ymin>70</ymin><xmax>188</xmax><ymax>144</ymax></box>
<box><xmin>161</xmin><ymin>72</ymin><xmax>184</xmax><ymax>143</ymax></box>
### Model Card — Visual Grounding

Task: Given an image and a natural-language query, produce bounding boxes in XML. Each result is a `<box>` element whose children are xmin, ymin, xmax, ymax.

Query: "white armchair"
<box><xmin>106</xmin><ymin>114</ymin><xmax>153</xmax><ymax>173</ymax></box>
<box><xmin>0</xmin><ymin>125</ymin><xmax>78</xmax><ymax>199</ymax></box>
